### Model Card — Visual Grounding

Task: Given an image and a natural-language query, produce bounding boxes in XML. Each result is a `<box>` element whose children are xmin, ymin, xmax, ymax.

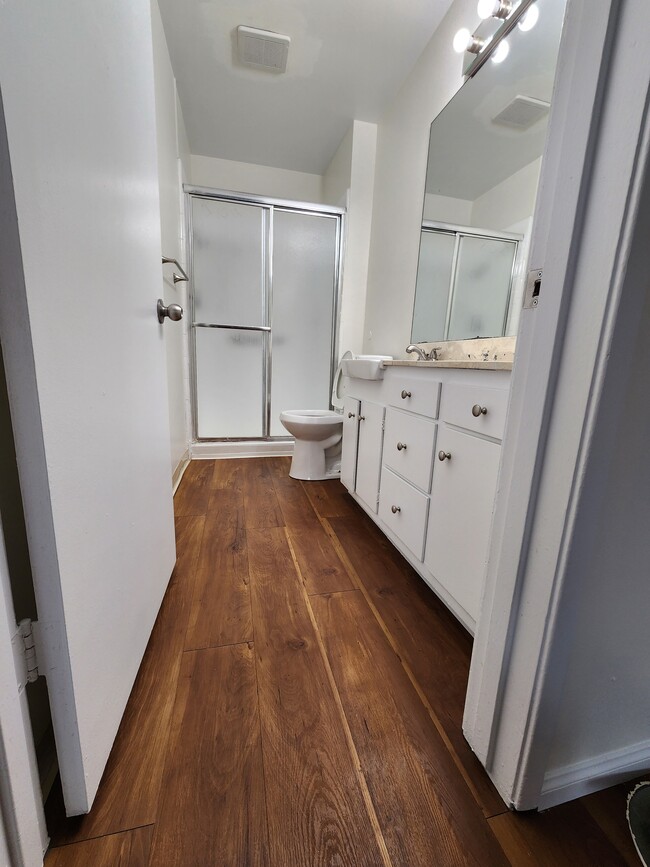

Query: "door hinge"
<box><xmin>12</xmin><ymin>619</ymin><xmax>41</xmax><ymax>689</ymax></box>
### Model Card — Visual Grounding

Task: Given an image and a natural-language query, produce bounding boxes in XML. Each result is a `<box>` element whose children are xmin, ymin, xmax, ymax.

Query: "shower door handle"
<box><xmin>193</xmin><ymin>323</ymin><xmax>271</xmax><ymax>332</ymax></box>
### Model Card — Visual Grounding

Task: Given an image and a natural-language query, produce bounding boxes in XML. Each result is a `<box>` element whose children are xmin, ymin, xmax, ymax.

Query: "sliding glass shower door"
<box><xmin>190</xmin><ymin>193</ymin><xmax>341</xmax><ymax>440</ymax></box>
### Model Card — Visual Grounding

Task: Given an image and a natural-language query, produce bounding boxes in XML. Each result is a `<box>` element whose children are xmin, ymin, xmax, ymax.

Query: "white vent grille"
<box><xmin>492</xmin><ymin>95</ymin><xmax>550</xmax><ymax>129</ymax></box>
<box><xmin>237</xmin><ymin>26</ymin><xmax>290</xmax><ymax>73</ymax></box>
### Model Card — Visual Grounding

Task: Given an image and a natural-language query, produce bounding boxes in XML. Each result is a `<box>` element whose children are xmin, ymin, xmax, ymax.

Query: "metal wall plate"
<box><xmin>524</xmin><ymin>268</ymin><xmax>543</xmax><ymax>309</ymax></box>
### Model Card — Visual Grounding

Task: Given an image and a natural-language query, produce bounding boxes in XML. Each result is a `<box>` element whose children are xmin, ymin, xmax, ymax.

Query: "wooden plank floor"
<box><xmin>45</xmin><ymin>458</ymin><xmax>640</xmax><ymax>866</ymax></box>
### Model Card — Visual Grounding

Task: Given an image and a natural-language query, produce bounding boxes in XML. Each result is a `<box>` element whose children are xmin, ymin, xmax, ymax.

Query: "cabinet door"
<box><xmin>425</xmin><ymin>427</ymin><xmax>501</xmax><ymax>622</ymax></box>
<box><xmin>355</xmin><ymin>401</ymin><xmax>385</xmax><ymax>513</ymax></box>
<box><xmin>341</xmin><ymin>397</ymin><xmax>360</xmax><ymax>492</ymax></box>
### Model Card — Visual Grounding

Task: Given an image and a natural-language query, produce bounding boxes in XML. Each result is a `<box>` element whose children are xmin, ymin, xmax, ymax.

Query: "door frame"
<box><xmin>465</xmin><ymin>0</ymin><xmax>650</xmax><ymax>808</ymax></box>
<box><xmin>183</xmin><ymin>186</ymin><xmax>345</xmax><ymax>443</ymax></box>
<box><xmin>0</xmin><ymin>513</ymin><xmax>48</xmax><ymax>867</ymax></box>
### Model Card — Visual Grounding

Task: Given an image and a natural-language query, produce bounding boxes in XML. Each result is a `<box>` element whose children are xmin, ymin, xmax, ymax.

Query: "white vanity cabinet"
<box><xmin>340</xmin><ymin>397</ymin><xmax>360</xmax><ymax>491</ymax></box>
<box><xmin>342</xmin><ymin>364</ymin><xmax>510</xmax><ymax>633</ymax></box>
<box><xmin>341</xmin><ymin>390</ymin><xmax>387</xmax><ymax>514</ymax></box>
<box><xmin>425</xmin><ymin>427</ymin><xmax>501</xmax><ymax>622</ymax></box>
<box><xmin>378</xmin><ymin>397</ymin><xmax>439</xmax><ymax>560</ymax></box>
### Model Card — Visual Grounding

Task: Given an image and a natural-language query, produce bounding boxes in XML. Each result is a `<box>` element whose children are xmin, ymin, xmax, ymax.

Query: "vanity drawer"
<box><xmin>440</xmin><ymin>382</ymin><xmax>509</xmax><ymax>440</ymax></box>
<box><xmin>383</xmin><ymin>408</ymin><xmax>437</xmax><ymax>492</ymax></box>
<box><xmin>379</xmin><ymin>468</ymin><xmax>429</xmax><ymax>561</ymax></box>
<box><xmin>387</xmin><ymin>375</ymin><xmax>441</xmax><ymax>418</ymax></box>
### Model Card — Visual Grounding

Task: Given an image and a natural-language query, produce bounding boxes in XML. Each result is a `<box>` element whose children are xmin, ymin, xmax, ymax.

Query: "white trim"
<box><xmin>171</xmin><ymin>449</ymin><xmax>190</xmax><ymax>494</ymax></box>
<box><xmin>183</xmin><ymin>183</ymin><xmax>345</xmax><ymax>216</ymax></box>
<box><xmin>190</xmin><ymin>440</ymin><xmax>294</xmax><ymax>460</ymax></box>
<box><xmin>539</xmin><ymin>741</ymin><xmax>650</xmax><ymax>811</ymax></box>
<box><xmin>0</xmin><ymin>512</ymin><xmax>48</xmax><ymax>866</ymax></box>
<box><xmin>464</xmin><ymin>0</ymin><xmax>650</xmax><ymax>811</ymax></box>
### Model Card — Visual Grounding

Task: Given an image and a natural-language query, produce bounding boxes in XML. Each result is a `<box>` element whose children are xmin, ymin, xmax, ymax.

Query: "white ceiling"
<box><xmin>157</xmin><ymin>0</ymin><xmax>454</xmax><ymax>175</ymax></box>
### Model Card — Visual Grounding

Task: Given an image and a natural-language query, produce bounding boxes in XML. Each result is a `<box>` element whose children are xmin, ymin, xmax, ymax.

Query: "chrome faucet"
<box><xmin>406</xmin><ymin>344</ymin><xmax>441</xmax><ymax>361</ymax></box>
<box><xmin>406</xmin><ymin>344</ymin><xmax>427</xmax><ymax>360</ymax></box>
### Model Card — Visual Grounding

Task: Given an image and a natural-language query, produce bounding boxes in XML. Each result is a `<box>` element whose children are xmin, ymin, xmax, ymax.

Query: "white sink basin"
<box><xmin>341</xmin><ymin>355</ymin><xmax>392</xmax><ymax>380</ymax></box>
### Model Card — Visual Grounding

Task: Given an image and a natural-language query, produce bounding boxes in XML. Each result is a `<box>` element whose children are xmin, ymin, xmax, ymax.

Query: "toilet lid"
<box><xmin>331</xmin><ymin>350</ymin><xmax>354</xmax><ymax>409</ymax></box>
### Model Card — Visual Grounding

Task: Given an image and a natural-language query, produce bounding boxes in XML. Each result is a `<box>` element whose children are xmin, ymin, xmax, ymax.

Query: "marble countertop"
<box><xmin>384</xmin><ymin>336</ymin><xmax>515</xmax><ymax>370</ymax></box>
<box><xmin>383</xmin><ymin>359</ymin><xmax>513</xmax><ymax>370</ymax></box>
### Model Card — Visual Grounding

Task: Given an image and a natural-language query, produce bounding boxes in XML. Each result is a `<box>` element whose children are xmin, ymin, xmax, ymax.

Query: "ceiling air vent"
<box><xmin>492</xmin><ymin>95</ymin><xmax>551</xmax><ymax>129</ymax></box>
<box><xmin>237</xmin><ymin>26</ymin><xmax>290</xmax><ymax>73</ymax></box>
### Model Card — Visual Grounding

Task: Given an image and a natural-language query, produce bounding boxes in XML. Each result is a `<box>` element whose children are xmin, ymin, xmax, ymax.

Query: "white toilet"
<box><xmin>279</xmin><ymin>352</ymin><xmax>352</xmax><ymax>481</ymax></box>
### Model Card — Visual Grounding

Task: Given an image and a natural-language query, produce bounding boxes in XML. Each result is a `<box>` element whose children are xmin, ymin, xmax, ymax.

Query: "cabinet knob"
<box><xmin>391</xmin><ymin>505</ymin><xmax>401</xmax><ymax>514</ymax></box>
<box><xmin>348</xmin><ymin>412</ymin><xmax>356</xmax><ymax>418</ymax></box>
<box><xmin>396</xmin><ymin>442</ymin><xmax>407</xmax><ymax>451</ymax></box>
<box><xmin>401</xmin><ymin>389</ymin><xmax>412</xmax><ymax>399</ymax></box>
<box><xmin>358</xmin><ymin>415</ymin><xmax>365</xmax><ymax>421</ymax></box>
<box><xmin>438</xmin><ymin>450</ymin><xmax>451</xmax><ymax>462</ymax></box>
<box><xmin>472</xmin><ymin>404</ymin><xmax>488</xmax><ymax>417</ymax></box>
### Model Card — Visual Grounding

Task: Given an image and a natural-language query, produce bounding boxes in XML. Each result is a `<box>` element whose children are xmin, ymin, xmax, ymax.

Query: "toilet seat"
<box><xmin>281</xmin><ymin>409</ymin><xmax>341</xmax><ymax>424</ymax></box>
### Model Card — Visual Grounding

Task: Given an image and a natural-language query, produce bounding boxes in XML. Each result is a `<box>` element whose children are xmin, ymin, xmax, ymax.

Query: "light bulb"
<box><xmin>477</xmin><ymin>0</ymin><xmax>498</xmax><ymax>18</ymax></box>
<box><xmin>491</xmin><ymin>39</ymin><xmax>510</xmax><ymax>63</ymax></box>
<box><xmin>453</xmin><ymin>28</ymin><xmax>471</xmax><ymax>53</ymax></box>
<box><xmin>518</xmin><ymin>4</ymin><xmax>539</xmax><ymax>31</ymax></box>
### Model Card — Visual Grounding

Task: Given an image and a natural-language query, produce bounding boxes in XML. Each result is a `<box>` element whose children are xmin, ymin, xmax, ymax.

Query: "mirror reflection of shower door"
<box><xmin>446</xmin><ymin>235</ymin><xmax>517</xmax><ymax>340</ymax></box>
<box><xmin>190</xmin><ymin>194</ymin><xmax>340</xmax><ymax>440</ymax></box>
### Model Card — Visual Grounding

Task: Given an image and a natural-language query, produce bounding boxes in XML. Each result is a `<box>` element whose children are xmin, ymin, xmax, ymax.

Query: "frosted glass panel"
<box><xmin>270</xmin><ymin>211</ymin><xmax>337</xmax><ymax>437</ymax></box>
<box><xmin>195</xmin><ymin>327</ymin><xmax>264</xmax><ymax>438</ymax></box>
<box><xmin>447</xmin><ymin>236</ymin><xmax>516</xmax><ymax>340</ymax></box>
<box><xmin>192</xmin><ymin>198</ymin><xmax>266</xmax><ymax>326</ymax></box>
<box><xmin>411</xmin><ymin>231</ymin><xmax>456</xmax><ymax>342</ymax></box>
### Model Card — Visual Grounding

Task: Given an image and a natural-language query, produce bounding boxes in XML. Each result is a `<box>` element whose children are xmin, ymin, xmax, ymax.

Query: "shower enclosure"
<box><xmin>186</xmin><ymin>189</ymin><xmax>343</xmax><ymax>441</ymax></box>
<box><xmin>411</xmin><ymin>222</ymin><xmax>520</xmax><ymax>343</ymax></box>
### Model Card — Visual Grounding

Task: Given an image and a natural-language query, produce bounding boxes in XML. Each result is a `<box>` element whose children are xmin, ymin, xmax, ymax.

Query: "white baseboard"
<box><xmin>190</xmin><ymin>440</ymin><xmax>294</xmax><ymax>460</ymax></box>
<box><xmin>171</xmin><ymin>449</ymin><xmax>190</xmax><ymax>494</ymax></box>
<box><xmin>539</xmin><ymin>739</ymin><xmax>650</xmax><ymax>809</ymax></box>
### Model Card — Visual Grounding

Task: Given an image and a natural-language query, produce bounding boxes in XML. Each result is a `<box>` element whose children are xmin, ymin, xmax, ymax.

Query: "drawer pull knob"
<box><xmin>348</xmin><ymin>412</ymin><xmax>356</xmax><ymax>418</ymax></box>
<box><xmin>358</xmin><ymin>415</ymin><xmax>365</xmax><ymax>421</ymax></box>
<box><xmin>472</xmin><ymin>404</ymin><xmax>488</xmax><ymax>417</ymax></box>
<box><xmin>396</xmin><ymin>441</ymin><xmax>407</xmax><ymax>451</ymax></box>
<box><xmin>401</xmin><ymin>390</ymin><xmax>412</xmax><ymax>399</ymax></box>
<box><xmin>438</xmin><ymin>450</ymin><xmax>451</xmax><ymax>462</ymax></box>
<box><xmin>391</xmin><ymin>505</ymin><xmax>401</xmax><ymax>514</ymax></box>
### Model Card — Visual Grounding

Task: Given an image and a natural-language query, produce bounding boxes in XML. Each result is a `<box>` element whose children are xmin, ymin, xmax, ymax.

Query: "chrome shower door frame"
<box><xmin>185</xmin><ymin>186</ymin><xmax>345</xmax><ymax>443</ymax></box>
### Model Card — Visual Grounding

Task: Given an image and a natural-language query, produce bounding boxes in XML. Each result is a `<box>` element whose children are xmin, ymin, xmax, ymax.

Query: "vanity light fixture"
<box><xmin>491</xmin><ymin>39</ymin><xmax>510</xmax><ymax>63</ymax></box>
<box><xmin>453</xmin><ymin>27</ymin><xmax>486</xmax><ymax>55</ymax></box>
<box><xmin>458</xmin><ymin>0</ymin><xmax>537</xmax><ymax>77</ymax></box>
<box><xmin>517</xmin><ymin>3</ymin><xmax>539</xmax><ymax>31</ymax></box>
<box><xmin>477</xmin><ymin>0</ymin><xmax>513</xmax><ymax>20</ymax></box>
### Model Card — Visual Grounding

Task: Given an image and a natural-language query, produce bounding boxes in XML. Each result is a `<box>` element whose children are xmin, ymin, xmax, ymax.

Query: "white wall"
<box><xmin>323</xmin><ymin>127</ymin><xmax>353</xmax><ymax>209</ymax></box>
<box><xmin>423</xmin><ymin>192</ymin><xmax>472</xmax><ymax>225</ymax></box>
<box><xmin>471</xmin><ymin>157</ymin><xmax>541</xmax><ymax>232</ymax></box>
<box><xmin>151</xmin><ymin>0</ymin><xmax>191</xmax><ymax>476</ymax></box>
<box><xmin>323</xmin><ymin>121</ymin><xmax>378</xmax><ymax>357</ymax></box>
<box><xmin>190</xmin><ymin>154</ymin><xmax>323</xmax><ymax>202</ymax></box>
<box><xmin>363</xmin><ymin>0</ymin><xmax>477</xmax><ymax>358</ymax></box>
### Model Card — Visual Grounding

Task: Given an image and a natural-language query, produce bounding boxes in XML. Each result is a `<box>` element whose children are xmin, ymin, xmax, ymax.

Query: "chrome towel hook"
<box><xmin>162</xmin><ymin>256</ymin><xmax>189</xmax><ymax>284</ymax></box>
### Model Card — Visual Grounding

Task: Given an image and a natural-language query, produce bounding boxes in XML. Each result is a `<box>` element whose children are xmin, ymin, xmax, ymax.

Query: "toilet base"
<box><xmin>289</xmin><ymin>438</ymin><xmax>342</xmax><ymax>481</ymax></box>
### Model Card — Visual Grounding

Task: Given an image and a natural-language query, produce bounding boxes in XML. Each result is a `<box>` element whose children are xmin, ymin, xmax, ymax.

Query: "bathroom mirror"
<box><xmin>411</xmin><ymin>0</ymin><xmax>566</xmax><ymax>344</ymax></box>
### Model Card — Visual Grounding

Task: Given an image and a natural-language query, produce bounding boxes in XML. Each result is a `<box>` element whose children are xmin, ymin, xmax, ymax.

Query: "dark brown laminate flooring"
<box><xmin>45</xmin><ymin>458</ymin><xmax>640</xmax><ymax>866</ymax></box>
